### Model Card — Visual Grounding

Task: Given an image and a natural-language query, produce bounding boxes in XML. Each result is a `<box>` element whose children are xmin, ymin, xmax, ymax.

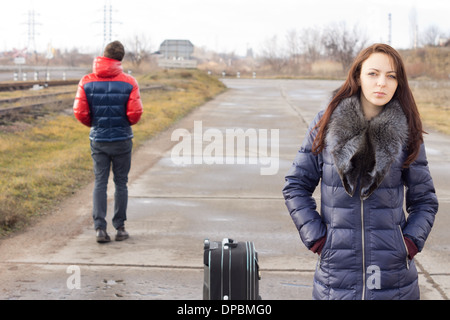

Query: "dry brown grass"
<box><xmin>411</xmin><ymin>81</ymin><xmax>450</xmax><ymax>134</ymax></box>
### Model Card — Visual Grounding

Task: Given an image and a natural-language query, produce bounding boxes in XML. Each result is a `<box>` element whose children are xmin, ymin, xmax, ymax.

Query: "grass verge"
<box><xmin>411</xmin><ymin>81</ymin><xmax>450</xmax><ymax>135</ymax></box>
<box><xmin>0</xmin><ymin>69</ymin><xmax>226</xmax><ymax>237</ymax></box>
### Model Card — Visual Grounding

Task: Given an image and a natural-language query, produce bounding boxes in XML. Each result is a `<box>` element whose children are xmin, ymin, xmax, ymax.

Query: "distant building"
<box><xmin>159</xmin><ymin>39</ymin><xmax>194</xmax><ymax>59</ymax></box>
<box><xmin>158</xmin><ymin>39</ymin><xmax>197</xmax><ymax>69</ymax></box>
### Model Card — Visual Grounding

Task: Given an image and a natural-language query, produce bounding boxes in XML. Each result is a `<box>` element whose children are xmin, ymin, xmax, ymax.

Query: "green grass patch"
<box><xmin>0</xmin><ymin>69</ymin><xmax>226</xmax><ymax>236</ymax></box>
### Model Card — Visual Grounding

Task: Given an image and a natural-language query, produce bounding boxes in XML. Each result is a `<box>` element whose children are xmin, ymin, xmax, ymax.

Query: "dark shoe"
<box><xmin>96</xmin><ymin>229</ymin><xmax>111</xmax><ymax>243</ymax></box>
<box><xmin>115</xmin><ymin>226</ymin><xmax>129</xmax><ymax>241</ymax></box>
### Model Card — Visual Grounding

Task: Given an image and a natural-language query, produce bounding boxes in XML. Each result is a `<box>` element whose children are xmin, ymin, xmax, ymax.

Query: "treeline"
<box><xmin>1</xmin><ymin>22</ymin><xmax>448</xmax><ymax>80</ymax></box>
<box><xmin>258</xmin><ymin>22</ymin><xmax>368</xmax><ymax>76</ymax></box>
<box><xmin>195</xmin><ymin>22</ymin><xmax>449</xmax><ymax>80</ymax></box>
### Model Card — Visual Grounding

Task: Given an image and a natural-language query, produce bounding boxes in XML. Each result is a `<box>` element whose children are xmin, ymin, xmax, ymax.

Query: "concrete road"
<box><xmin>0</xmin><ymin>79</ymin><xmax>448</xmax><ymax>300</ymax></box>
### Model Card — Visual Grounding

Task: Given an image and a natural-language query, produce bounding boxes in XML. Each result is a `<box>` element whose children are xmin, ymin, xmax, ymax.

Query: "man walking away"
<box><xmin>73</xmin><ymin>41</ymin><xmax>143</xmax><ymax>243</ymax></box>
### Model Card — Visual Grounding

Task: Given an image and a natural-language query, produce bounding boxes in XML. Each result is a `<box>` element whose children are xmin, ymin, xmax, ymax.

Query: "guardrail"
<box><xmin>0</xmin><ymin>79</ymin><xmax>80</xmax><ymax>92</ymax></box>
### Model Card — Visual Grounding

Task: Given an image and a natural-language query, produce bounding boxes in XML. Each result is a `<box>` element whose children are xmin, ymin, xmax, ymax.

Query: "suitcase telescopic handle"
<box><xmin>222</xmin><ymin>238</ymin><xmax>238</xmax><ymax>249</ymax></box>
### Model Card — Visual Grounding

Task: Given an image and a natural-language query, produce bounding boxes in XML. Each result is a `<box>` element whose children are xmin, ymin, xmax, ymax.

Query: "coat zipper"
<box><xmin>360</xmin><ymin>207</ymin><xmax>409</xmax><ymax>300</ymax></box>
<box><xmin>361</xmin><ymin>199</ymin><xmax>366</xmax><ymax>300</ymax></box>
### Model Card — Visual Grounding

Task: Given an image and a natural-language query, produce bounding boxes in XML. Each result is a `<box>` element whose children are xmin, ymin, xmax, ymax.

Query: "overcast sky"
<box><xmin>1</xmin><ymin>0</ymin><xmax>449</xmax><ymax>56</ymax></box>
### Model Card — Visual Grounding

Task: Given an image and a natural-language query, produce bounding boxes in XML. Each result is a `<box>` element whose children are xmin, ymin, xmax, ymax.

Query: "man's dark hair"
<box><xmin>104</xmin><ymin>41</ymin><xmax>125</xmax><ymax>61</ymax></box>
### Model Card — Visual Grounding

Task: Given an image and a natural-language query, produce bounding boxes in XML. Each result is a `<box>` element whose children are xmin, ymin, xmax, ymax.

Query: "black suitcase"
<box><xmin>203</xmin><ymin>238</ymin><xmax>261</xmax><ymax>300</ymax></box>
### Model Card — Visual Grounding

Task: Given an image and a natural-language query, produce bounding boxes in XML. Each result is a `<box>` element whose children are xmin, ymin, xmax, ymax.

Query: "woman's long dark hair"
<box><xmin>312</xmin><ymin>43</ymin><xmax>424</xmax><ymax>167</ymax></box>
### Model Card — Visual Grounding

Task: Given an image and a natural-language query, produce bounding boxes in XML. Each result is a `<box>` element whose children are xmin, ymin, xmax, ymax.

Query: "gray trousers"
<box><xmin>90</xmin><ymin>139</ymin><xmax>132</xmax><ymax>231</ymax></box>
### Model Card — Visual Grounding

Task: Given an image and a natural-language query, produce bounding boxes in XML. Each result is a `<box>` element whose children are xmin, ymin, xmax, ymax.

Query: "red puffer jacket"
<box><xmin>73</xmin><ymin>56</ymin><xmax>143</xmax><ymax>142</ymax></box>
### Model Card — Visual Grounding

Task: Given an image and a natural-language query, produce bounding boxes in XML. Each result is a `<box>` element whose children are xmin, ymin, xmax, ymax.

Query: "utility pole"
<box><xmin>104</xmin><ymin>0</ymin><xmax>112</xmax><ymax>47</ymax></box>
<box><xmin>101</xmin><ymin>0</ymin><xmax>121</xmax><ymax>50</ymax></box>
<box><xmin>409</xmin><ymin>6</ymin><xmax>419</xmax><ymax>49</ymax></box>
<box><xmin>25</xmin><ymin>9</ymin><xmax>40</xmax><ymax>55</ymax></box>
<box><xmin>388</xmin><ymin>13</ymin><xmax>392</xmax><ymax>46</ymax></box>
<box><xmin>93</xmin><ymin>1</ymin><xmax>122</xmax><ymax>54</ymax></box>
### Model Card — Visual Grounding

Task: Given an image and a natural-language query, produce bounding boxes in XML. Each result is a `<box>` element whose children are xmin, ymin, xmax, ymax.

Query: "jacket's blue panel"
<box><xmin>84</xmin><ymin>81</ymin><xmax>134</xmax><ymax>142</ymax></box>
<box><xmin>283</xmin><ymin>110</ymin><xmax>438</xmax><ymax>300</ymax></box>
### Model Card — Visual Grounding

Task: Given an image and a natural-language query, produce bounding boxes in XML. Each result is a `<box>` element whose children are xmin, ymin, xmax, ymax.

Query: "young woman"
<box><xmin>283</xmin><ymin>43</ymin><xmax>438</xmax><ymax>300</ymax></box>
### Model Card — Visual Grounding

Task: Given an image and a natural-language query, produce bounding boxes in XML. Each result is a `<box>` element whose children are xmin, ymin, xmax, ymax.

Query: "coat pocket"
<box><xmin>318</xmin><ymin>224</ymin><xmax>331</xmax><ymax>268</ymax></box>
<box><xmin>397</xmin><ymin>225</ymin><xmax>410</xmax><ymax>270</ymax></box>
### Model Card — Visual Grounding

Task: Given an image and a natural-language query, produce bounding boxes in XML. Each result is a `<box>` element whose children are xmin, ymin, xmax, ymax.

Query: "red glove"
<box><xmin>310</xmin><ymin>236</ymin><xmax>326</xmax><ymax>255</ymax></box>
<box><xmin>404</xmin><ymin>237</ymin><xmax>418</xmax><ymax>260</ymax></box>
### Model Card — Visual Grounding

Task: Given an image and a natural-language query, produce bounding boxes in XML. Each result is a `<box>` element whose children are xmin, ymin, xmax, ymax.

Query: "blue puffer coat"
<box><xmin>283</xmin><ymin>97</ymin><xmax>438</xmax><ymax>300</ymax></box>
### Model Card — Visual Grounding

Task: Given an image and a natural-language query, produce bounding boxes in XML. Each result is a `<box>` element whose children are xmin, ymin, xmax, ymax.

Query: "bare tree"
<box><xmin>125</xmin><ymin>34</ymin><xmax>152</xmax><ymax>68</ymax></box>
<box><xmin>299</xmin><ymin>27</ymin><xmax>323</xmax><ymax>64</ymax></box>
<box><xmin>259</xmin><ymin>35</ymin><xmax>288</xmax><ymax>73</ymax></box>
<box><xmin>285</xmin><ymin>29</ymin><xmax>301</xmax><ymax>72</ymax></box>
<box><xmin>322</xmin><ymin>22</ymin><xmax>368</xmax><ymax>72</ymax></box>
<box><xmin>421</xmin><ymin>25</ymin><xmax>442</xmax><ymax>46</ymax></box>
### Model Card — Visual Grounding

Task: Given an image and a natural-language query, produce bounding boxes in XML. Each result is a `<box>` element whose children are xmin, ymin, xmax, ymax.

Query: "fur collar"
<box><xmin>325</xmin><ymin>96</ymin><xmax>408</xmax><ymax>200</ymax></box>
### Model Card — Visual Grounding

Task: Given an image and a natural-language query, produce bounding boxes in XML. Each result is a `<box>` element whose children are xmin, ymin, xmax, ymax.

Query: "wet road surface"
<box><xmin>0</xmin><ymin>79</ymin><xmax>448</xmax><ymax>300</ymax></box>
